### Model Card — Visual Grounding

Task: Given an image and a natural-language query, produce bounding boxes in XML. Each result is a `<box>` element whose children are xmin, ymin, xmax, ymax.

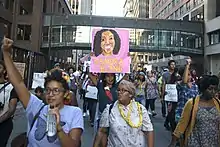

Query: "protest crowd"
<box><xmin>0</xmin><ymin>32</ymin><xmax>220</xmax><ymax>147</ymax></box>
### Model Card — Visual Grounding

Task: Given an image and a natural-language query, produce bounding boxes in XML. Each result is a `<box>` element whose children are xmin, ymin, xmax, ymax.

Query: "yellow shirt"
<box><xmin>173</xmin><ymin>96</ymin><xmax>220</xmax><ymax>145</ymax></box>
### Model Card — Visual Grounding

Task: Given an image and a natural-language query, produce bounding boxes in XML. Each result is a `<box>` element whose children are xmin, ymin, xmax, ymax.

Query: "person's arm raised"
<box><xmin>2</xmin><ymin>37</ymin><xmax>30</xmax><ymax>108</ymax></box>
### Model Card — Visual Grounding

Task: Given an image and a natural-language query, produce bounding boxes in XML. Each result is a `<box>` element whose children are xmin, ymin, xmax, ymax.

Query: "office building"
<box><xmin>149</xmin><ymin>0</ymin><xmax>204</xmax><ymax>72</ymax></box>
<box><xmin>204</xmin><ymin>0</ymin><xmax>220</xmax><ymax>75</ymax></box>
<box><xmin>123</xmin><ymin>0</ymin><xmax>157</xmax><ymax>71</ymax></box>
<box><xmin>150</xmin><ymin>0</ymin><xmax>220</xmax><ymax>74</ymax></box>
<box><xmin>151</xmin><ymin>0</ymin><xmax>204</xmax><ymax>21</ymax></box>
<box><xmin>67</xmin><ymin>0</ymin><xmax>95</xmax><ymax>69</ymax></box>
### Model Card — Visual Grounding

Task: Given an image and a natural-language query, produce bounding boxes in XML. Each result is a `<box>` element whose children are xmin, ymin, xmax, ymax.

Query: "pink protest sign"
<box><xmin>90</xmin><ymin>28</ymin><xmax>130</xmax><ymax>73</ymax></box>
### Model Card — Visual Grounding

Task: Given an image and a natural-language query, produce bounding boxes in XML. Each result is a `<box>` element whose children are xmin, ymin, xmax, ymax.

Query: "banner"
<box><xmin>32</xmin><ymin>73</ymin><xmax>47</xmax><ymax>89</ymax></box>
<box><xmin>14</xmin><ymin>62</ymin><xmax>26</xmax><ymax>79</ymax></box>
<box><xmin>164</xmin><ymin>84</ymin><xmax>178</xmax><ymax>102</ymax></box>
<box><xmin>90</xmin><ymin>28</ymin><xmax>130</xmax><ymax>73</ymax></box>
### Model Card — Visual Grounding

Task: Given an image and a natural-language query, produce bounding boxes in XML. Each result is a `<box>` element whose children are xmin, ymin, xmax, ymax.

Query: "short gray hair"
<box><xmin>119</xmin><ymin>80</ymin><xmax>136</xmax><ymax>98</ymax></box>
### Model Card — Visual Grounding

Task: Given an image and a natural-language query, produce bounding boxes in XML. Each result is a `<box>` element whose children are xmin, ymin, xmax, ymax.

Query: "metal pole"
<box><xmin>48</xmin><ymin>15</ymin><xmax>52</xmax><ymax>69</ymax></box>
<box><xmin>48</xmin><ymin>1</ymin><xmax>53</xmax><ymax>69</ymax></box>
<box><xmin>27</xmin><ymin>52</ymin><xmax>33</xmax><ymax>88</ymax></box>
<box><xmin>75</xmin><ymin>49</ymin><xmax>78</xmax><ymax>70</ymax></box>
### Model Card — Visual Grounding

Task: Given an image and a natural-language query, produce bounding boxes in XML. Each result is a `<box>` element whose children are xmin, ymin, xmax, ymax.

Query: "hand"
<box><xmin>90</xmin><ymin>52</ymin><xmax>95</xmax><ymax>57</ymax></box>
<box><xmin>1</xmin><ymin>37</ymin><xmax>13</xmax><ymax>52</ymax></box>
<box><xmin>49</xmin><ymin>107</ymin><xmax>60</xmax><ymax>127</ymax></box>
<box><xmin>186</xmin><ymin>57</ymin><xmax>191</xmax><ymax>65</ymax></box>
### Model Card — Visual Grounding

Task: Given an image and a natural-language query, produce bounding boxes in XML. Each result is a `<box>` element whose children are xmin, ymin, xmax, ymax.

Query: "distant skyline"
<box><xmin>94</xmin><ymin>0</ymin><xmax>126</xmax><ymax>16</ymax></box>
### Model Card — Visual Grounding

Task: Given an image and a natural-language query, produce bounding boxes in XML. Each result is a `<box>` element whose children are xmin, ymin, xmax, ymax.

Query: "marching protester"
<box><xmin>145</xmin><ymin>70</ymin><xmax>159</xmax><ymax>116</ymax></box>
<box><xmin>67</xmin><ymin>67</ymin><xmax>78</xmax><ymax>97</ymax></box>
<box><xmin>93</xmin><ymin>80</ymin><xmax>154</xmax><ymax>147</ymax></box>
<box><xmin>175</xmin><ymin>59</ymin><xmax>199</xmax><ymax>123</ymax></box>
<box><xmin>161</xmin><ymin>60</ymin><xmax>177</xmax><ymax>131</ymax></box>
<box><xmin>85</xmin><ymin>73</ymin><xmax>99</xmax><ymax>127</ymax></box>
<box><xmin>0</xmin><ymin>61</ymin><xmax>18</xmax><ymax>147</ymax></box>
<box><xmin>2</xmin><ymin>37</ymin><xmax>83</xmax><ymax>147</ymax></box>
<box><xmin>35</xmin><ymin>86</ymin><xmax>45</xmax><ymax>103</ymax></box>
<box><xmin>134</xmin><ymin>72</ymin><xmax>147</xmax><ymax>106</ymax></box>
<box><xmin>169</xmin><ymin>75</ymin><xmax>220</xmax><ymax>147</ymax></box>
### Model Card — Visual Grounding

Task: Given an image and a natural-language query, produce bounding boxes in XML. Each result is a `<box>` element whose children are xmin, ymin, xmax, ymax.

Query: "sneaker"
<box><xmin>152</xmin><ymin>111</ymin><xmax>157</xmax><ymax>117</ymax></box>
<box><xmin>87</xmin><ymin>110</ymin><xmax>90</xmax><ymax>116</ymax></box>
<box><xmin>83</xmin><ymin>113</ymin><xmax>86</xmax><ymax>117</ymax></box>
<box><xmin>164</xmin><ymin>123</ymin><xmax>171</xmax><ymax>131</ymax></box>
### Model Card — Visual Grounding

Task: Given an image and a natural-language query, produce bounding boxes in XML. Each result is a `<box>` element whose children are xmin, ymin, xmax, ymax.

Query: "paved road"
<box><xmin>7</xmin><ymin>99</ymin><xmax>171</xmax><ymax>147</ymax></box>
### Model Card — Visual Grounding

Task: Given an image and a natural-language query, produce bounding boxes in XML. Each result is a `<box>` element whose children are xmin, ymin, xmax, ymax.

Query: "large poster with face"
<box><xmin>90</xmin><ymin>28</ymin><xmax>130</xmax><ymax>73</ymax></box>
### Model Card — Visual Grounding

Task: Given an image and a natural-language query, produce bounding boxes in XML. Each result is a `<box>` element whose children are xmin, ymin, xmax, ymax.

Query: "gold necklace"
<box><xmin>118</xmin><ymin>101</ymin><xmax>143</xmax><ymax>128</ymax></box>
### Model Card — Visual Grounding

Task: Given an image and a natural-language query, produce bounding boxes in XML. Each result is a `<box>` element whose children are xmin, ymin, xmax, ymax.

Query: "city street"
<box><xmin>7</xmin><ymin>98</ymin><xmax>171</xmax><ymax>147</ymax></box>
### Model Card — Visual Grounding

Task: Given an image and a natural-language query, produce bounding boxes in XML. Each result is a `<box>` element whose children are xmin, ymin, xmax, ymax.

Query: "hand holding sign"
<box><xmin>186</xmin><ymin>57</ymin><xmax>191</xmax><ymax>65</ymax></box>
<box><xmin>164</xmin><ymin>84</ymin><xmax>178</xmax><ymax>102</ymax></box>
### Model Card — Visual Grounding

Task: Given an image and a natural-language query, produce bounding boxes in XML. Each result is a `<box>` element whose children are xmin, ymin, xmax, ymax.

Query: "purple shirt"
<box><xmin>26</xmin><ymin>94</ymin><xmax>84</xmax><ymax>147</ymax></box>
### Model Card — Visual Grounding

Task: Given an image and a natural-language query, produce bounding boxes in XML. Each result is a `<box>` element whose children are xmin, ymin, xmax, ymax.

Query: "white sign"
<box><xmin>85</xmin><ymin>85</ymin><xmax>98</xmax><ymax>99</ymax></box>
<box><xmin>32</xmin><ymin>73</ymin><xmax>47</xmax><ymax>89</ymax></box>
<box><xmin>164</xmin><ymin>84</ymin><xmax>178</xmax><ymax>102</ymax></box>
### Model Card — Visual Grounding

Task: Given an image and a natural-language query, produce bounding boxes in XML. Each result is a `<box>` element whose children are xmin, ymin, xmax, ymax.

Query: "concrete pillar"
<box><xmin>11</xmin><ymin>0</ymin><xmax>20</xmax><ymax>40</ymax></box>
<box><xmin>31</xmin><ymin>0</ymin><xmax>43</xmax><ymax>52</ymax></box>
<box><xmin>46</xmin><ymin>0</ymin><xmax>53</xmax><ymax>13</ymax></box>
<box><xmin>204</xmin><ymin>0</ymin><xmax>216</xmax><ymax>21</ymax></box>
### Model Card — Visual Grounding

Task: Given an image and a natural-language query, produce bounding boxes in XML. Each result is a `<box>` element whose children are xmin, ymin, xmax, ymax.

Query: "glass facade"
<box><xmin>153</xmin><ymin>0</ymin><xmax>204</xmax><ymax>19</ymax></box>
<box><xmin>41</xmin><ymin>26</ymin><xmax>203</xmax><ymax>54</ymax></box>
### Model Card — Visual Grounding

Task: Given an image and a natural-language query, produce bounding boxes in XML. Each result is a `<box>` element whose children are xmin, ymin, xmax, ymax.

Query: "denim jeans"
<box><xmin>135</xmin><ymin>95</ymin><xmax>145</xmax><ymax>106</ymax></box>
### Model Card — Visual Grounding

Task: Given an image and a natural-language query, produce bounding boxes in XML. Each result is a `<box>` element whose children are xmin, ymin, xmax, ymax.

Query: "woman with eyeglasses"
<box><xmin>93</xmin><ymin>80</ymin><xmax>154</xmax><ymax>147</ymax></box>
<box><xmin>2</xmin><ymin>37</ymin><xmax>83</xmax><ymax>147</ymax></box>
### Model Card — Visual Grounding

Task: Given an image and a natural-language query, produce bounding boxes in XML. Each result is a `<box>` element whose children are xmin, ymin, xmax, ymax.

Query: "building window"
<box><xmin>62</xmin><ymin>8</ymin><xmax>65</xmax><ymax>13</ymax></box>
<box><xmin>20</xmin><ymin>6</ymin><xmax>28</xmax><ymax>15</ymax></box>
<box><xmin>58</xmin><ymin>2</ymin><xmax>62</xmax><ymax>13</ymax></box>
<box><xmin>186</xmin><ymin>1</ymin><xmax>190</xmax><ymax>11</ymax></box>
<box><xmin>180</xmin><ymin>6</ymin><xmax>184</xmax><ymax>15</ymax></box>
<box><xmin>5</xmin><ymin>0</ymin><xmax>14</xmax><ymax>11</ymax></box>
<box><xmin>43</xmin><ymin>0</ymin><xmax>47</xmax><ymax>13</ymax></box>
<box><xmin>208</xmin><ymin>30</ymin><xmax>220</xmax><ymax>45</ymax></box>
<box><xmin>17</xmin><ymin>25</ymin><xmax>31</xmax><ymax>40</ymax></box>
<box><xmin>175</xmin><ymin>9</ymin><xmax>180</xmax><ymax>18</ymax></box>
<box><xmin>42</xmin><ymin>26</ymin><xmax>49</xmax><ymax>42</ymax></box>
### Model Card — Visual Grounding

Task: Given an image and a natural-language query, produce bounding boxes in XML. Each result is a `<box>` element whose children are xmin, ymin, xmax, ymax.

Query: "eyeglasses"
<box><xmin>45</xmin><ymin>88</ymin><xmax>65</xmax><ymax>95</ymax></box>
<box><xmin>117</xmin><ymin>89</ymin><xmax>129</xmax><ymax>94</ymax></box>
<box><xmin>207</xmin><ymin>87</ymin><xmax>218</xmax><ymax>92</ymax></box>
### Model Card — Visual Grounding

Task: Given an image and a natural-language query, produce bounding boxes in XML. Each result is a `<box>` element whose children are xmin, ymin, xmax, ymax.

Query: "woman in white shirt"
<box><xmin>93</xmin><ymin>80</ymin><xmax>154</xmax><ymax>147</ymax></box>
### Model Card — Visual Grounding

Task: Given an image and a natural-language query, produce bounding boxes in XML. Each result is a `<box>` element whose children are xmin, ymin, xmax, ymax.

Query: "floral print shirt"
<box><xmin>99</xmin><ymin>101</ymin><xmax>153</xmax><ymax>147</ymax></box>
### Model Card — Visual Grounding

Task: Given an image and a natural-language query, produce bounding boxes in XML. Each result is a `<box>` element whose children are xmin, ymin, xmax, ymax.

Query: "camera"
<box><xmin>0</xmin><ymin>102</ymin><xmax>4</xmax><ymax>110</ymax></box>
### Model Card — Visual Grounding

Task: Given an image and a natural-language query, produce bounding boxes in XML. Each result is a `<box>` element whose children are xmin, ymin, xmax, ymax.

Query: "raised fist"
<box><xmin>1</xmin><ymin>37</ymin><xmax>13</xmax><ymax>52</ymax></box>
<box><xmin>186</xmin><ymin>58</ymin><xmax>191</xmax><ymax>65</ymax></box>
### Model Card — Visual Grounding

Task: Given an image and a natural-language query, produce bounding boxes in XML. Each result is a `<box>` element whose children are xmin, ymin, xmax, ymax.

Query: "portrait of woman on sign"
<box><xmin>93</xmin><ymin>29</ymin><xmax>121</xmax><ymax>57</ymax></box>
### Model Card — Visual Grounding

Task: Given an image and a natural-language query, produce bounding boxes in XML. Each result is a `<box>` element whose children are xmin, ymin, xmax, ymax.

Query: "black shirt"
<box><xmin>97</xmin><ymin>80</ymin><xmax>119</xmax><ymax>113</ymax></box>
